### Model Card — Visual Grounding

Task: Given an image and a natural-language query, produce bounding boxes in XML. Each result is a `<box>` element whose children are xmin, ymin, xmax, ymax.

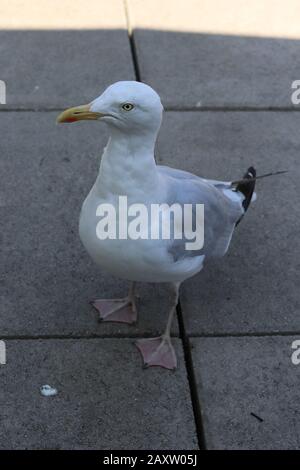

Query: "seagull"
<box><xmin>56</xmin><ymin>81</ymin><xmax>260</xmax><ymax>370</ymax></box>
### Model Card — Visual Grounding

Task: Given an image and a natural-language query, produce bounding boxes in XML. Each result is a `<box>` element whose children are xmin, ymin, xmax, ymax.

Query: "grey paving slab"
<box><xmin>128</xmin><ymin>0</ymin><xmax>300</xmax><ymax>108</ymax></box>
<box><xmin>0</xmin><ymin>338</ymin><xmax>197</xmax><ymax>449</ymax></box>
<box><xmin>0</xmin><ymin>112</ymin><xmax>178</xmax><ymax>336</ymax></box>
<box><xmin>0</xmin><ymin>111</ymin><xmax>108</xmax><ymax>207</ymax></box>
<box><xmin>192</xmin><ymin>336</ymin><xmax>300</xmax><ymax>449</ymax></box>
<box><xmin>156</xmin><ymin>111</ymin><xmax>300</xmax><ymax>334</ymax></box>
<box><xmin>0</xmin><ymin>29</ymin><xmax>135</xmax><ymax>108</ymax></box>
<box><xmin>133</xmin><ymin>30</ymin><xmax>300</xmax><ymax>108</ymax></box>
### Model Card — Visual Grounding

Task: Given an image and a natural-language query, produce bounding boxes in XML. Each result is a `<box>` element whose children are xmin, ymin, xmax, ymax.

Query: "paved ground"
<box><xmin>1</xmin><ymin>0</ymin><xmax>300</xmax><ymax>449</ymax></box>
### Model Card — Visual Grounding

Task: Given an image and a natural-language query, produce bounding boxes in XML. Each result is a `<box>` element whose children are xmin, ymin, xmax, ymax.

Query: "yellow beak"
<box><xmin>56</xmin><ymin>103</ymin><xmax>103</xmax><ymax>123</ymax></box>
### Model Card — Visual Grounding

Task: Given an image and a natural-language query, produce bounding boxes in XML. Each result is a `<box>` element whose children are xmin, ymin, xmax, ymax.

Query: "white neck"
<box><xmin>94</xmin><ymin>126</ymin><xmax>160</xmax><ymax>198</ymax></box>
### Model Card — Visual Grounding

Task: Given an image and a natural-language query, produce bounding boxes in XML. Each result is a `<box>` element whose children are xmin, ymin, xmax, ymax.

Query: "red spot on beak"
<box><xmin>65</xmin><ymin>117</ymin><xmax>77</xmax><ymax>123</ymax></box>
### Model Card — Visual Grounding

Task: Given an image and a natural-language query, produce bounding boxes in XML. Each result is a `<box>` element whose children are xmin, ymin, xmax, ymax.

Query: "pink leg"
<box><xmin>91</xmin><ymin>282</ymin><xmax>137</xmax><ymax>324</ymax></box>
<box><xmin>135</xmin><ymin>282</ymin><xmax>180</xmax><ymax>370</ymax></box>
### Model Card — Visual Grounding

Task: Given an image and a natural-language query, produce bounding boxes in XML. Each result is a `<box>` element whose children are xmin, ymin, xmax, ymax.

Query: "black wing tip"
<box><xmin>236</xmin><ymin>165</ymin><xmax>257</xmax><ymax>211</ymax></box>
<box><xmin>246</xmin><ymin>166</ymin><xmax>256</xmax><ymax>178</ymax></box>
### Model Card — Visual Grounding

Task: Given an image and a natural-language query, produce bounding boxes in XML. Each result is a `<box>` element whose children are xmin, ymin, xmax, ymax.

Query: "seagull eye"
<box><xmin>121</xmin><ymin>103</ymin><xmax>134</xmax><ymax>111</ymax></box>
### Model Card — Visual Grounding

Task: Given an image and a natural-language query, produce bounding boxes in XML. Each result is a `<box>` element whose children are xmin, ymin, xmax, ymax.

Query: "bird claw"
<box><xmin>91</xmin><ymin>298</ymin><xmax>137</xmax><ymax>324</ymax></box>
<box><xmin>135</xmin><ymin>335</ymin><xmax>177</xmax><ymax>370</ymax></box>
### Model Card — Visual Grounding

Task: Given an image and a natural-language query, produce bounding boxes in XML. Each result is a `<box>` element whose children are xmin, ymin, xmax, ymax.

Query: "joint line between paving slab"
<box><xmin>0</xmin><ymin>108</ymin><xmax>65</xmax><ymax>112</ymax></box>
<box><xmin>2</xmin><ymin>331</ymin><xmax>300</xmax><ymax>341</ymax></box>
<box><xmin>1</xmin><ymin>106</ymin><xmax>300</xmax><ymax>112</ymax></box>
<box><xmin>166</xmin><ymin>106</ymin><xmax>300</xmax><ymax>112</ymax></box>
<box><xmin>176</xmin><ymin>300</ymin><xmax>207</xmax><ymax>450</ymax></box>
<box><xmin>0</xmin><ymin>333</ymin><xmax>180</xmax><ymax>340</ymax></box>
<box><xmin>188</xmin><ymin>331</ymin><xmax>300</xmax><ymax>338</ymax></box>
<box><xmin>123</xmin><ymin>0</ymin><xmax>141</xmax><ymax>82</ymax></box>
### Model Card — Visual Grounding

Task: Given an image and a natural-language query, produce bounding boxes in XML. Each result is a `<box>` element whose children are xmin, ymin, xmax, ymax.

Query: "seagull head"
<box><xmin>56</xmin><ymin>81</ymin><xmax>163</xmax><ymax>134</ymax></box>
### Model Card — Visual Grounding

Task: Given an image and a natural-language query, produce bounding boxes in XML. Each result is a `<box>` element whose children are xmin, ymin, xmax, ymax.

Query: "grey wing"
<box><xmin>158</xmin><ymin>165</ymin><xmax>231</xmax><ymax>188</ymax></box>
<box><xmin>158</xmin><ymin>165</ymin><xmax>244</xmax><ymax>260</ymax></box>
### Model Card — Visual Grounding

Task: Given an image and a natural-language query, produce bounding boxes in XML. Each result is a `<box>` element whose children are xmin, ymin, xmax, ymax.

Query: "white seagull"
<box><xmin>57</xmin><ymin>81</ymin><xmax>258</xmax><ymax>370</ymax></box>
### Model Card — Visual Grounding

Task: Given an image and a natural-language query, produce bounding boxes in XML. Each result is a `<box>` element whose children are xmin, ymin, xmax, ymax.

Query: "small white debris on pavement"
<box><xmin>40</xmin><ymin>385</ymin><xmax>58</xmax><ymax>397</ymax></box>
